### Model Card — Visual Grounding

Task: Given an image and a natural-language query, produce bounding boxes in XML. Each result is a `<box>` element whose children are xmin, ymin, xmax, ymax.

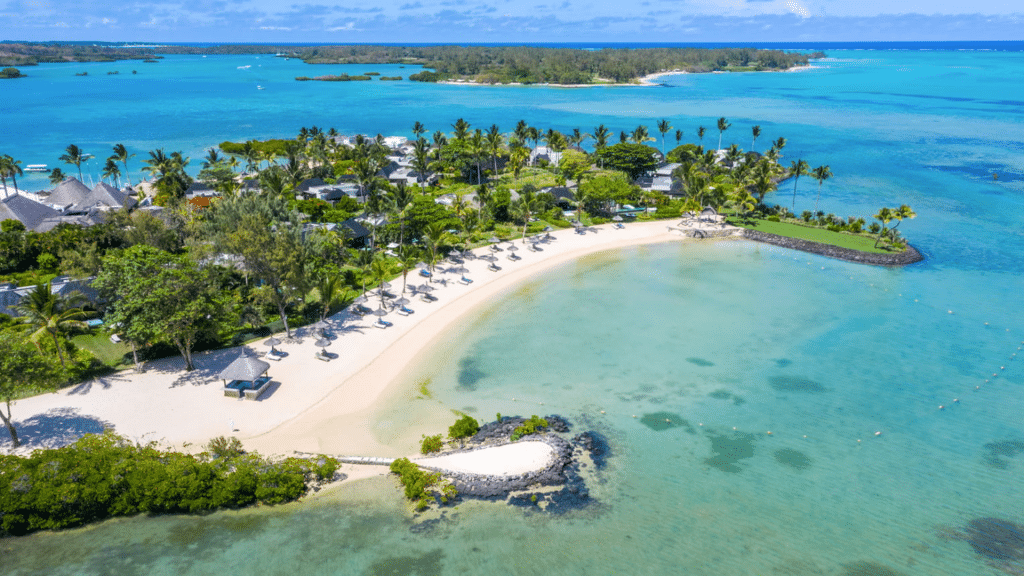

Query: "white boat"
<box><xmin>25</xmin><ymin>164</ymin><xmax>48</xmax><ymax>172</ymax></box>
<box><xmin>257</xmin><ymin>85</ymin><xmax>265</xmax><ymax>90</ymax></box>
<box><xmin>238</xmin><ymin>65</ymin><xmax>251</xmax><ymax>70</ymax></box>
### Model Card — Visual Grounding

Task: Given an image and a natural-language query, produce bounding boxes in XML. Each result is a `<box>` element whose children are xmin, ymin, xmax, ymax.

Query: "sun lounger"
<box><xmin>354</xmin><ymin>304</ymin><xmax>373</xmax><ymax>316</ymax></box>
<box><xmin>459</xmin><ymin>276</ymin><xmax>473</xmax><ymax>285</ymax></box>
<box><xmin>397</xmin><ymin>306</ymin><xmax>414</xmax><ymax>316</ymax></box>
<box><xmin>419</xmin><ymin>269</ymin><xmax>432</xmax><ymax>278</ymax></box>
<box><xmin>266</xmin><ymin>351</ymin><xmax>284</xmax><ymax>361</ymax></box>
<box><xmin>508</xmin><ymin>253</ymin><xmax>521</xmax><ymax>261</ymax></box>
<box><xmin>488</xmin><ymin>263</ymin><xmax>501</xmax><ymax>272</ymax></box>
<box><xmin>375</xmin><ymin>318</ymin><xmax>393</xmax><ymax>328</ymax></box>
<box><xmin>315</xmin><ymin>351</ymin><xmax>331</xmax><ymax>361</ymax></box>
<box><xmin>614</xmin><ymin>223</ymin><xmax>625</xmax><ymax>229</ymax></box>
<box><xmin>420</xmin><ymin>293</ymin><xmax>438</xmax><ymax>303</ymax></box>
<box><xmin>490</xmin><ymin>245</ymin><xmax>503</xmax><ymax>252</ymax></box>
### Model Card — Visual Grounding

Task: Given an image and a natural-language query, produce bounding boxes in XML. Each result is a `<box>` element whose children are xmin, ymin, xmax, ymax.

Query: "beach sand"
<box><xmin>3</xmin><ymin>220</ymin><xmax>729</xmax><ymax>477</ymax></box>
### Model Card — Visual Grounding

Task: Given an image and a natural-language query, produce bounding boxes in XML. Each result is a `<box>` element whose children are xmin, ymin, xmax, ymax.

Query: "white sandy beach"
<box><xmin>3</xmin><ymin>219</ymin><xmax>736</xmax><ymax>477</ymax></box>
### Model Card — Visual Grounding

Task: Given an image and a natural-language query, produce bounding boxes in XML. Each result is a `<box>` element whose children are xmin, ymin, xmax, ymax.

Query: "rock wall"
<box><xmin>741</xmin><ymin>229</ymin><xmax>924</xmax><ymax>267</ymax></box>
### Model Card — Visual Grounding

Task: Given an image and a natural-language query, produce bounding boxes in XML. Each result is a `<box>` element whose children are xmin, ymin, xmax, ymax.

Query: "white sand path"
<box><xmin>415</xmin><ymin>441</ymin><xmax>554</xmax><ymax>476</ymax></box>
<box><xmin>2</xmin><ymin>220</ymin><xmax>736</xmax><ymax>478</ymax></box>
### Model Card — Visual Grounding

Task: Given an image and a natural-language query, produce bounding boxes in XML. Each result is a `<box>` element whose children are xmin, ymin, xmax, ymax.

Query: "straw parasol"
<box><xmin>612</xmin><ymin>215</ymin><xmax>623</xmax><ymax>222</ymax></box>
<box><xmin>263</xmin><ymin>337</ymin><xmax>282</xmax><ymax>352</ymax></box>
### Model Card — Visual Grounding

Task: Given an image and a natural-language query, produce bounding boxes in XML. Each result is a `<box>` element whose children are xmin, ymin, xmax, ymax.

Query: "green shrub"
<box><xmin>767</xmin><ymin>215</ymin><xmax>781</xmax><ymax>222</ymax></box>
<box><xmin>206</xmin><ymin>436</ymin><xmax>245</xmax><ymax>459</ymax></box>
<box><xmin>388</xmin><ymin>458</ymin><xmax>456</xmax><ymax>507</ymax></box>
<box><xmin>0</xmin><ymin>431</ymin><xmax>328</xmax><ymax>536</ymax></box>
<box><xmin>512</xmin><ymin>415</ymin><xmax>548</xmax><ymax>440</ymax></box>
<box><xmin>420</xmin><ymin>434</ymin><xmax>444</xmax><ymax>454</ymax></box>
<box><xmin>448</xmin><ymin>415</ymin><xmax>479</xmax><ymax>439</ymax></box>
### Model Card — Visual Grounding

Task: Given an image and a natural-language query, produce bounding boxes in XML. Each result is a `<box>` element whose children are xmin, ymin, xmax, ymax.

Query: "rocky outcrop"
<box><xmin>741</xmin><ymin>229</ymin><xmax>924</xmax><ymax>267</ymax></box>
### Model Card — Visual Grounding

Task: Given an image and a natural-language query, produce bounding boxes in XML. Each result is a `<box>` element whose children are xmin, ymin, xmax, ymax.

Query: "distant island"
<box><xmin>0</xmin><ymin>43</ymin><xmax>823</xmax><ymax>85</ymax></box>
<box><xmin>0</xmin><ymin>66</ymin><xmax>25</xmax><ymax>79</ymax></box>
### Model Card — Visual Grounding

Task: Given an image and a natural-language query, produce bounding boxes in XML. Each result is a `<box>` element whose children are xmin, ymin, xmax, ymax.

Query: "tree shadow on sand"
<box><xmin>1</xmin><ymin>407</ymin><xmax>114</xmax><ymax>451</ymax></box>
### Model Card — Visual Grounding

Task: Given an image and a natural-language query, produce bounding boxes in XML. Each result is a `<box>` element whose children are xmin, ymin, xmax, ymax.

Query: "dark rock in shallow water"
<box><xmin>573</xmin><ymin>431</ymin><xmax>611</xmax><ymax>469</ymax></box>
<box><xmin>686</xmin><ymin>357</ymin><xmax>715</xmax><ymax>367</ymax></box>
<box><xmin>370</xmin><ymin>548</ymin><xmax>445</xmax><ymax>576</ymax></box>
<box><xmin>768</xmin><ymin>375</ymin><xmax>829</xmax><ymax>393</ymax></box>
<box><xmin>639</xmin><ymin>411</ymin><xmax>695</xmax><ymax>434</ymax></box>
<box><xmin>982</xmin><ymin>440</ymin><xmax>1024</xmax><ymax>470</ymax></box>
<box><xmin>963</xmin><ymin>517</ymin><xmax>1024</xmax><ymax>561</ymax></box>
<box><xmin>840</xmin><ymin>561</ymin><xmax>909</xmax><ymax>576</ymax></box>
<box><xmin>703</xmin><ymin>429</ymin><xmax>756</xmax><ymax>473</ymax></box>
<box><xmin>774</xmin><ymin>448</ymin><xmax>812</xmax><ymax>471</ymax></box>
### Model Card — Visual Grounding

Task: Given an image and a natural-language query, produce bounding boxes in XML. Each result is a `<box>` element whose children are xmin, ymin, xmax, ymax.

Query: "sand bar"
<box><xmin>2</xmin><ymin>220</ymin><xmax>730</xmax><ymax>466</ymax></box>
<box><xmin>416</xmin><ymin>441</ymin><xmax>554</xmax><ymax>476</ymax></box>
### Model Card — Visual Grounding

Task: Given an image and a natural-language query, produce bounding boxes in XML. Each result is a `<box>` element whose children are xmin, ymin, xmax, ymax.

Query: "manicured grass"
<box><xmin>71</xmin><ymin>331</ymin><xmax>130</xmax><ymax>367</ymax></box>
<box><xmin>730</xmin><ymin>218</ymin><xmax>893</xmax><ymax>254</ymax></box>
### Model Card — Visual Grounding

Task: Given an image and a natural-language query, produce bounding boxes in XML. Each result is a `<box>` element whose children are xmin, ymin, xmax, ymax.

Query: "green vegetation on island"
<box><xmin>0</xmin><ymin>67</ymin><xmax>25</xmax><ymax>79</ymax></box>
<box><xmin>0</xmin><ymin>431</ymin><xmax>338</xmax><ymax>536</ymax></box>
<box><xmin>295</xmin><ymin>74</ymin><xmax>373</xmax><ymax>82</ymax></box>
<box><xmin>0</xmin><ymin>42</ymin><xmax>164</xmax><ymax>66</ymax></box>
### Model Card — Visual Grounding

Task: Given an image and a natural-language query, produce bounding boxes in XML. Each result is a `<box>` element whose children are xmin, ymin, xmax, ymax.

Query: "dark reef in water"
<box><xmin>962</xmin><ymin>518</ymin><xmax>1024</xmax><ymax>561</ymax></box>
<box><xmin>703</xmin><ymin>429</ymin><xmax>756</xmax><ymax>473</ymax></box>
<box><xmin>686</xmin><ymin>357</ymin><xmax>715</xmax><ymax>367</ymax></box>
<box><xmin>774</xmin><ymin>448</ymin><xmax>812</xmax><ymax>471</ymax></box>
<box><xmin>370</xmin><ymin>548</ymin><xmax>445</xmax><ymax>576</ymax></box>
<box><xmin>640</xmin><ymin>411</ymin><xmax>696</xmax><ymax>434</ymax></box>
<box><xmin>769</xmin><ymin>375</ymin><xmax>829</xmax><ymax>393</ymax></box>
<box><xmin>840</xmin><ymin>561</ymin><xmax>910</xmax><ymax>576</ymax></box>
<box><xmin>456</xmin><ymin>357</ymin><xmax>486</xmax><ymax>391</ymax></box>
<box><xmin>982</xmin><ymin>440</ymin><xmax>1024</xmax><ymax>469</ymax></box>
<box><xmin>708</xmin><ymin>389</ymin><xmax>746</xmax><ymax>405</ymax></box>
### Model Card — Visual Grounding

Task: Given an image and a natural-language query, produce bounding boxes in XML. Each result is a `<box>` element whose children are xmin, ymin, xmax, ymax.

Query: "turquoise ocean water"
<box><xmin>4</xmin><ymin>47</ymin><xmax>1024</xmax><ymax>575</ymax></box>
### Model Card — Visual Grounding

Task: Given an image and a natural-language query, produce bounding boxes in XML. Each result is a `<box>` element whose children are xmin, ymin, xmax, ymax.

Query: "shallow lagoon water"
<box><xmin>5</xmin><ymin>48</ymin><xmax>1024</xmax><ymax>575</ymax></box>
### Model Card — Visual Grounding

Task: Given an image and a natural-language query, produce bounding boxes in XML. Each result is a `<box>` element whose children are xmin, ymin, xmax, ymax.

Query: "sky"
<box><xmin>1</xmin><ymin>0</ymin><xmax>1021</xmax><ymax>42</ymax></box>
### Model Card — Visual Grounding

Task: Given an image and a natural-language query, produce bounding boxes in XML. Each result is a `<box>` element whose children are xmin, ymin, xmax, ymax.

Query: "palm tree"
<box><xmin>873</xmin><ymin>207</ymin><xmax>895</xmax><ymax>248</ymax></box>
<box><xmin>16</xmin><ymin>283</ymin><xmax>88</xmax><ymax>368</ymax></box>
<box><xmin>369</xmin><ymin>257</ymin><xmax>394</xmax><ymax>309</ymax></box>
<box><xmin>789</xmin><ymin>159</ymin><xmax>811</xmax><ymax>209</ymax></box>
<box><xmin>315</xmin><ymin>270</ymin><xmax>342</xmax><ymax>321</ymax></box>
<box><xmin>388</xmin><ymin>181</ymin><xmax>416</xmax><ymax>247</ymax></box>
<box><xmin>48</xmin><ymin>168</ymin><xmax>66</xmax><ymax>186</ymax></box>
<box><xmin>716</xmin><ymin>117</ymin><xmax>731</xmax><ymax>150</ymax></box>
<box><xmin>451</xmin><ymin>118</ymin><xmax>471</xmax><ymax>141</ymax></box>
<box><xmin>241</xmin><ymin>141</ymin><xmax>260</xmax><ymax>175</ymax></box>
<box><xmin>751</xmin><ymin>126</ymin><xmax>762</xmax><ymax>153</ymax></box>
<box><xmin>486</xmin><ymin>124</ymin><xmax>503</xmax><ymax>177</ymax></box>
<box><xmin>675</xmin><ymin>129</ymin><xmax>683</xmax><ymax>147</ymax></box>
<box><xmin>751</xmin><ymin>161</ymin><xmax>778</xmax><ymax>206</ymax></box>
<box><xmin>0</xmin><ymin>155</ymin><xmax>10</xmax><ymax>196</ymax></box>
<box><xmin>697</xmin><ymin>126</ymin><xmax>706</xmax><ymax>146</ymax></box>
<box><xmin>631</xmin><ymin>125</ymin><xmax>652</xmax><ymax>145</ymax></box>
<box><xmin>512</xmin><ymin>188</ymin><xmax>540</xmax><ymax>242</ymax></box>
<box><xmin>0</xmin><ymin>155</ymin><xmax>22</xmax><ymax>197</ymax></box>
<box><xmin>469</xmin><ymin>129</ymin><xmax>486</xmax><ymax>184</ymax></box>
<box><xmin>412</xmin><ymin>138</ymin><xmax>432</xmax><ymax>190</ymax></box>
<box><xmin>657</xmin><ymin>119</ymin><xmax>672</xmax><ymax>156</ymax></box>
<box><xmin>592</xmin><ymin>124</ymin><xmax>611</xmax><ymax>152</ymax></box>
<box><xmin>509</xmin><ymin>147</ymin><xmax>529</xmax><ymax>181</ymax></box>
<box><xmin>102</xmin><ymin>157</ymin><xmax>121</xmax><ymax>187</ymax></box>
<box><xmin>59</xmin><ymin>144</ymin><xmax>86</xmax><ymax>181</ymax></box>
<box><xmin>422</xmin><ymin>221</ymin><xmax>454</xmax><ymax>276</ymax></box>
<box><xmin>514</xmin><ymin>120</ymin><xmax>530</xmax><ymax>144</ymax></box>
<box><xmin>111</xmin><ymin>143</ymin><xmax>135</xmax><ymax>188</ymax></box>
<box><xmin>811</xmin><ymin>164</ymin><xmax>833</xmax><ymax>213</ymax></box>
<box><xmin>526</xmin><ymin>126</ymin><xmax>540</xmax><ymax>149</ymax></box>
<box><xmin>202</xmin><ymin>148</ymin><xmax>222</xmax><ymax>169</ymax></box>
<box><xmin>412</xmin><ymin>121</ymin><xmax>426</xmax><ymax>139</ymax></box>
<box><xmin>890</xmin><ymin>204</ymin><xmax>916</xmax><ymax>234</ymax></box>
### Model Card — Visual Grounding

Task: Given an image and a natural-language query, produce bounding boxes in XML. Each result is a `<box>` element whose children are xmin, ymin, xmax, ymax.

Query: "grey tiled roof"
<box><xmin>0</xmin><ymin>194</ymin><xmax>61</xmax><ymax>231</ymax></box>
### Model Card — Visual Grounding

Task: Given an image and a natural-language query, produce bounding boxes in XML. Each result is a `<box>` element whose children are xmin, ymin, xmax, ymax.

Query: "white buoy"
<box><xmin>600</xmin><ymin>410</ymin><xmax>605</xmax><ymax>414</ymax></box>
<box><xmin>954</xmin><ymin>398</ymin><xmax>960</xmax><ymax>403</ymax></box>
<box><xmin>939</xmin><ymin>405</ymin><xmax>945</xmax><ymax>410</ymax></box>
<box><xmin>766</xmin><ymin>431</ymin><xmax>772</xmax><ymax>435</ymax></box>
<box><xmin>874</xmin><ymin>431</ymin><xmax>882</xmax><ymax>436</ymax></box>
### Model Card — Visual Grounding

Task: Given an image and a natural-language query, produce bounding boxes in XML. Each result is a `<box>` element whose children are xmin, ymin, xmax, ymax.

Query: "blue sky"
<box><xmin>2</xmin><ymin>0</ymin><xmax>1021</xmax><ymax>42</ymax></box>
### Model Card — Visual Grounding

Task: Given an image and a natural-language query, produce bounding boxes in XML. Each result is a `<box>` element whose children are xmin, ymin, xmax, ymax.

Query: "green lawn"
<box><xmin>730</xmin><ymin>219</ymin><xmax>892</xmax><ymax>254</ymax></box>
<box><xmin>72</xmin><ymin>331</ymin><xmax>131</xmax><ymax>367</ymax></box>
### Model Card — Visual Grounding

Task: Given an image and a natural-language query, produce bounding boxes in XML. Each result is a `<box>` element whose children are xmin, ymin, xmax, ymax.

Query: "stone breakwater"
<box><xmin>417</xmin><ymin>416</ymin><xmax>606</xmax><ymax>512</ymax></box>
<box><xmin>741</xmin><ymin>229</ymin><xmax>925</xmax><ymax>267</ymax></box>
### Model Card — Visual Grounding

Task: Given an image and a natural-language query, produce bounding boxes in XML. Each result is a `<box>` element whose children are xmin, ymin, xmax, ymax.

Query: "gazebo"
<box><xmin>219</xmin><ymin>353</ymin><xmax>272</xmax><ymax>400</ymax></box>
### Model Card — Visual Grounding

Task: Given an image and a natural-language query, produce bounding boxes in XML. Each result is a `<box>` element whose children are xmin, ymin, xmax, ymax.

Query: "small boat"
<box><xmin>25</xmin><ymin>164</ymin><xmax>49</xmax><ymax>172</ymax></box>
<box><xmin>81</xmin><ymin>154</ymin><xmax>94</xmax><ymax>160</ymax></box>
<box><xmin>238</xmin><ymin>65</ymin><xmax>251</xmax><ymax>70</ymax></box>
<box><xmin>257</xmin><ymin>85</ymin><xmax>265</xmax><ymax>90</ymax></box>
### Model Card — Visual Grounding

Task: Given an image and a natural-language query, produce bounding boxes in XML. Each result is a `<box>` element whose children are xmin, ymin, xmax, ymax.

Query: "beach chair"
<box><xmin>459</xmin><ymin>276</ymin><xmax>473</xmax><ymax>285</ymax></box>
<box><xmin>420</xmin><ymin>293</ymin><xmax>438</xmax><ymax>303</ymax></box>
<box><xmin>397</xmin><ymin>306</ymin><xmax>415</xmax><ymax>316</ymax></box>
<box><xmin>266</xmin><ymin>350</ymin><xmax>284</xmax><ymax>361</ymax></box>
<box><xmin>488</xmin><ymin>263</ymin><xmax>501</xmax><ymax>272</ymax></box>
<box><xmin>614</xmin><ymin>223</ymin><xmax>626</xmax><ymax>229</ymax></box>
<box><xmin>508</xmin><ymin>253</ymin><xmax>521</xmax><ymax>261</ymax></box>
<box><xmin>354</xmin><ymin>304</ymin><xmax>373</xmax><ymax>316</ymax></box>
<box><xmin>419</xmin><ymin>269</ymin><xmax>432</xmax><ymax>278</ymax></box>
<box><xmin>315</xmin><ymin>351</ymin><xmax>331</xmax><ymax>361</ymax></box>
<box><xmin>375</xmin><ymin>318</ymin><xmax>393</xmax><ymax>329</ymax></box>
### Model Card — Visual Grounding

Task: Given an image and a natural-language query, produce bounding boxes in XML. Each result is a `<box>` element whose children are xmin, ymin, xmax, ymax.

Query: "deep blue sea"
<box><xmin>4</xmin><ymin>44</ymin><xmax>1024</xmax><ymax>575</ymax></box>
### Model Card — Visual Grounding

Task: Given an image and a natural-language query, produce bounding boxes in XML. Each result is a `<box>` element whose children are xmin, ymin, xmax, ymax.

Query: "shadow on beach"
<box><xmin>1</xmin><ymin>407</ymin><xmax>114</xmax><ymax>451</ymax></box>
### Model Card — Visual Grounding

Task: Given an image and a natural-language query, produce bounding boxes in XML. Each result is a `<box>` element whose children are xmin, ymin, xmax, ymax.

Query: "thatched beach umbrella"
<box><xmin>263</xmin><ymin>337</ymin><xmax>282</xmax><ymax>352</ymax></box>
<box><xmin>612</xmin><ymin>215</ymin><xmax>624</xmax><ymax>222</ymax></box>
<box><xmin>488</xmin><ymin>235</ymin><xmax>501</xmax><ymax>244</ymax></box>
<box><xmin>480</xmin><ymin>253</ymin><xmax>498</xmax><ymax>262</ymax></box>
<box><xmin>218</xmin><ymin>353</ymin><xmax>270</xmax><ymax>384</ymax></box>
<box><xmin>416</xmin><ymin>283</ymin><xmax>435</xmax><ymax>293</ymax></box>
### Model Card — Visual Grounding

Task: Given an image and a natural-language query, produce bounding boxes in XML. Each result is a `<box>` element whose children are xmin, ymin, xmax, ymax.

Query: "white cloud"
<box><xmin>786</xmin><ymin>0</ymin><xmax>810</xmax><ymax>18</ymax></box>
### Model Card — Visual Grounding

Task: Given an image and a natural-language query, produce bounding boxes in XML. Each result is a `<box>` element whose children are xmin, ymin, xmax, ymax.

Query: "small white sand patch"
<box><xmin>415</xmin><ymin>441</ymin><xmax>554</xmax><ymax>476</ymax></box>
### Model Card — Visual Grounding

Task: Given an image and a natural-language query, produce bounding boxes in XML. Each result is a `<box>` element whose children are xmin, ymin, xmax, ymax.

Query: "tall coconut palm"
<box><xmin>486</xmin><ymin>124</ymin><xmax>503</xmax><ymax>176</ymax></box>
<box><xmin>48</xmin><ymin>168</ymin><xmax>66</xmax><ymax>186</ymax></box>
<box><xmin>388</xmin><ymin>181</ymin><xmax>416</xmax><ymax>247</ymax></box>
<box><xmin>451</xmin><ymin>118</ymin><xmax>471</xmax><ymax>141</ymax></box>
<box><xmin>111</xmin><ymin>143</ymin><xmax>135</xmax><ymax>188</ymax></box>
<box><xmin>412</xmin><ymin>138</ymin><xmax>432</xmax><ymax>190</ymax></box>
<box><xmin>59</xmin><ymin>144</ymin><xmax>86</xmax><ymax>181</ymax></box>
<box><xmin>422</xmin><ymin>221</ymin><xmax>454</xmax><ymax>275</ymax></box>
<box><xmin>890</xmin><ymin>204</ymin><xmax>916</xmax><ymax>234</ymax></box>
<box><xmin>0</xmin><ymin>155</ymin><xmax>10</xmax><ymax>196</ymax></box>
<box><xmin>509</xmin><ymin>146</ymin><xmax>529</xmax><ymax>181</ymax></box>
<box><xmin>526</xmin><ymin>126</ymin><xmax>540</xmax><ymax>149</ymax></box>
<box><xmin>512</xmin><ymin>187</ymin><xmax>540</xmax><ymax>242</ymax></box>
<box><xmin>412</xmin><ymin>121</ymin><xmax>426</xmax><ymax>139</ymax></box>
<box><xmin>202</xmin><ymin>148</ymin><xmax>222</xmax><ymax>169</ymax></box>
<box><xmin>790</xmin><ymin>159</ymin><xmax>811</xmax><ymax>209</ymax></box>
<box><xmin>697</xmin><ymin>126</ymin><xmax>706</xmax><ymax>146</ymax></box>
<box><xmin>631</xmin><ymin>125</ymin><xmax>652</xmax><ymax>145</ymax></box>
<box><xmin>315</xmin><ymin>270</ymin><xmax>342</xmax><ymax>321</ymax></box>
<box><xmin>514</xmin><ymin>120</ymin><xmax>530</xmax><ymax>144</ymax></box>
<box><xmin>16</xmin><ymin>283</ymin><xmax>88</xmax><ymax>368</ymax></box>
<box><xmin>751</xmin><ymin>125</ymin><xmax>762</xmax><ymax>153</ymax></box>
<box><xmin>0</xmin><ymin>155</ymin><xmax>22</xmax><ymax>197</ymax></box>
<box><xmin>675</xmin><ymin>129</ymin><xmax>683</xmax><ymax>147</ymax></box>
<box><xmin>102</xmin><ymin>157</ymin><xmax>122</xmax><ymax>187</ymax></box>
<box><xmin>657</xmin><ymin>119</ymin><xmax>672</xmax><ymax>156</ymax></box>
<box><xmin>592</xmin><ymin>124</ymin><xmax>611</xmax><ymax>152</ymax></box>
<box><xmin>811</xmin><ymin>164</ymin><xmax>833</xmax><ymax>213</ymax></box>
<box><xmin>751</xmin><ymin>160</ymin><xmax>778</xmax><ymax>206</ymax></box>
<box><xmin>716</xmin><ymin>117</ymin><xmax>731</xmax><ymax>150</ymax></box>
<box><xmin>469</xmin><ymin>129</ymin><xmax>486</xmax><ymax>184</ymax></box>
<box><xmin>873</xmin><ymin>207</ymin><xmax>895</xmax><ymax>248</ymax></box>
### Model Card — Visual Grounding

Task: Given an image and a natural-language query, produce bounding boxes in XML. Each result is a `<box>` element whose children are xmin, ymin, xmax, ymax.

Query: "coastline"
<box><xmin>1</xmin><ymin>221</ymin><xmax>697</xmax><ymax>471</ymax></box>
<box><xmin>432</xmin><ymin>65</ymin><xmax>811</xmax><ymax>88</ymax></box>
